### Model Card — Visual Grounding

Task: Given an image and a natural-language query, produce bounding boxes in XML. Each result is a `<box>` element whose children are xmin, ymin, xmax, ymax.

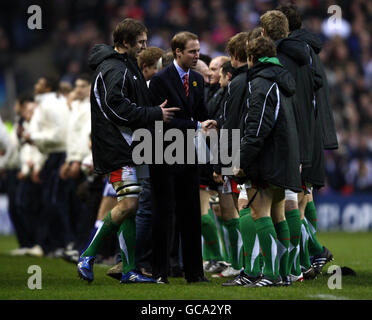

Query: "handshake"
<box><xmin>200</xmin><ymin>119</ymin><xmax>218</xmax><ymax>133</ymax></box>
<box><xmin>160</xmin><ymin>99</ymin><xmax>218</xmax><ymax>132</ymax></box>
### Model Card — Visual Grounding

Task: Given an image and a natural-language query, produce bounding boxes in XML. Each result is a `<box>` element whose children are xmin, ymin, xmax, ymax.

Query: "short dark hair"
<box><xmin>277</xmin><ymin>4</ymin><xmax>302</xmax><ymax>32</ymax></box>
<box><xmin>199</xmin><ymin>53</ymin><xmax>211</xmax><ymax>66</ymax></box>
<box><xmin>43</xmin><ymin>74</ymin><xmax>60</xmax><ymax>92</ymax></box>
<box><xmin>113</xmin><ymin>18</ymin><xmax>148</xmax><ymax>48</ymax></box>
<box><xmin>76</xmin><ymin>73</ymin><xmax>91</xmax><ymax>83</ymax></box>
<box><xmin>221</xmin><ymin>61</ymin><xmax>234</xmax><ymax>76</ymax></box>
<box><xmin>171</xmin><ymin>31</ymin><xmax>198</xmax><ymax>58</ymax></box>
<box><xmin>246</xmin><ymin>36</ymin><xmax>277</xmax><ymax>64</ymax></box>
<box><xmin>18</xmin><ymin>92</ymin><xmax>34</xmax><ymax>106</ymax></box>
<box><xmin>59</xmin><ymin>81</ymin><xmax>73</xmax><ymax>95</ymax></box>
<box><xmin>226</xmin><ymin>32</ymin><xmax>250</xmax><ymax>62</ymax></box>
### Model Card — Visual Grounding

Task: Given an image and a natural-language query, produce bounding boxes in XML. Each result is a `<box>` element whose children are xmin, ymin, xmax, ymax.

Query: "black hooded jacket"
<box><xmin>218</xmin><ymin>64</ymin><xmax>249</xmax><ymax>129</ymax></box>
<box><xmin>213</xmin><ymin>64</ymin><xmax>248</xmax><ymax>174</ymax></box>
<box><xmin>289</xmin><ymin>28</ymin><xmax>338</xmax><ymax>188</ymax></box>
<box><xmin>205</xmin><ymin>82</ymin><xmax>220</xmax><ymax>107</ymax></box>
<box><xmin>88</xmin><ymin>44</ymin><xmax>163</xmax><ymax>174</ymax></box>
<box><xmin>207</xmin><ymin>86</ymin><xmax>227</xmax><ymax>120</ymax></box>
<box><xmin>290</xmin><ymin>28</ymin><xmax>338</xmax><ymax>150</ymax></box>
<box><xmin>275</xmin><ymin>37</ymin><xmax>322</xmax><ymax>169</ymax></box>
<box><xmin>240</xmin><ymin>60</ymin><xmax>302</xmax><ymax>192</ymax></box>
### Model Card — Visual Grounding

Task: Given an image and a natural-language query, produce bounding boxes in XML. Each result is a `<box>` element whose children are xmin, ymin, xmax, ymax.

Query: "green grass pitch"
<box><xmin>0</xmin><ymin>232</ymin><xmax>371</xmax><ymax>300</ymax></box>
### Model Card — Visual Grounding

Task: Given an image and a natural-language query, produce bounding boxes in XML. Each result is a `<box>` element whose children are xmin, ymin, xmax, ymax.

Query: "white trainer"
<box><xmin>206</xmin><ymin>261</ymin><xmax>229</xmax><ymax>273</ymax></box>
<box><xmin>289</xmin><ymin>272</ymin><xmax>304</xmax><ymax>282</ymax></box>
<box><xmin>211</xmin><ymin>266</ymin><xmax>241</xmax><ymax>278</ymax></box>
<box><xmin>26</xmin><ymin>245</ymin><xmax>44</xmax><ymax>257</ymax></box>
<box><xmin>10</xmin><ymin>247</ymin><xmax>30</xmax><ymax>256</ymax></box>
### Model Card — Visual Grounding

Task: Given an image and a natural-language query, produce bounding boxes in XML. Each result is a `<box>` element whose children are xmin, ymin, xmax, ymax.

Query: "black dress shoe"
<box><xmin>169</xmin><ymin>266</ymin><xmax>184</xmax><ymax>277</ymax></box>
<box><xmin>186</xmin><ymin>276</ymin><xmax>210</xmax><ymax>283</ymax></box>
<box><xmin>154</xmin><ymin>276</ymin><xmax>169</xmax><ymax>284</ymax></box>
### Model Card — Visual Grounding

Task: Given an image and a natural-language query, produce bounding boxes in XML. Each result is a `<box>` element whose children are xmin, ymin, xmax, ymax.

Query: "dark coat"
<box><xmin>88</xmin><ymin>44</ymin><xmax>163</xmax><ymax>175</ymax></box>
<box><xmin>199</xmin><ymin>86</ymin><xmax>228</xmax><ymax>190</ymax></box>
<box><xmin>214</xmin><ymin>64</ymin><xmax>249</xmax><ymax>174</ymax></box>
<box><xmin>240</xmin><ymin>60</ymin><xmax>302</xmax><ymax>192</ymax></box>
<box><xmin>275</xmin><ymin>37</ymin><xmax>321</xmax><ymax>169</ymax></box>
<box><xmin>301</xmin><ymin>117</ymin><xmax>325</xmax><ymax>188</ymax></box>
<box><xmin>289</xmin><ymin>29</ymin><xmax>336</xmax><ymax>188</ymax></box>
<box><xmin>205</xmin><ymin>82</ymin><xmax>220</xmax><ymax>107</ymax></box>
<box><xmin>148</xmin><ymin>62</ymin><xmax>209</xmax><ymax>166</ymax></box>
<box><xmin>218</xmin><ymin>64</ymin><xmax>249</xmax><ymax>129</ymax></box>
<box><xmin>147</xmin><ymin>61</ymin><xmax>208</xmax><ymax>281</ymax></box>
<box><xmin>206</xmin><ymin>86</ymin><xmax>227</xmax><ymax>120</ymax></box>
<box><xmin>149</xmin><ymin>63</ymin><xmax>208</xmax><ymax>132</ymax></box>
<box><xmin>290</xmin><ymin>28</ymin><xmax>338</xmax><ymax>150</ymax></box>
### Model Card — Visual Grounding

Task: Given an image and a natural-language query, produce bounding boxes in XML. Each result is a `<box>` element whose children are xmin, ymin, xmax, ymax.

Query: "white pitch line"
<box><xmin>307</xmin><ymin>294</ymin><xmax>350</xmax><ymax>300</ymax></box>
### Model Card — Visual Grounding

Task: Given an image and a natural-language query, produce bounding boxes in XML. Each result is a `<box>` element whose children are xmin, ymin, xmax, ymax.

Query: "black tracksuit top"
<box><xmin>240</xmin><ymin>61</ymin><xmax>302</xmax><ymax>192</ymax></box>
<box><xmin>88</xmin><ymin>44</ymin><xmax>163</xmax><ymax>174</ymax></box>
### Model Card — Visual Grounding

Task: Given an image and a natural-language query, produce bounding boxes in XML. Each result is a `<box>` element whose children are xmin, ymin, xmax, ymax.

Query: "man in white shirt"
<box><xmin>60</xmin><ymin>74</ymin><xmax>95</xmax><ymax>255</ymax></box>
<box><xmin>13</xmin><ymin>96</ymin><xmax>46</xmax><ymax>256</ymax></box>
<box><xmin>60</xmin><ymin>74</ymin><xmax>91</xmax><ymax>179</ymax></box>
<box><xmin>24</xmin><ymin>75</ymin><xmax>72</xmax><ymax>257</ymax></box>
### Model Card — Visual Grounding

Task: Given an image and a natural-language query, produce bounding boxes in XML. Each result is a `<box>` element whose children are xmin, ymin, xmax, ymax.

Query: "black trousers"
<box><xmin>14</xmin><ymin>175</ymin><xmax>43</xmax><ymax>247</ymax></box>
<box><xmin>6</xmin><ymin>169</ymin><xmax>38</xmax><ymax>247</ymax></box>
<box><xmin>38</xmin><ymin>152</ymin><xmax>72</xmax><ymax>253</ymax></box>
<box><xmin>149</xmin><ymin>163</ymin><xmax>204</xmax><ymax>281</ymax></box>
<box><xmin>135</xmin><ymin>178</ymin><xmax>153</xmax><ymax>272</ymax></box>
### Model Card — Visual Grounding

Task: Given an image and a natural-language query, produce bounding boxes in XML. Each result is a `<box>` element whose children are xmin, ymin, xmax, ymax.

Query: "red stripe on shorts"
<box><xmin>230</xmin><ymin>179</ymin><xmax>239</xmax><ymax>194</ymax></box>
<box><xmin>109</xmin><ymin>168</ymin><xmax>122</xmax><ymax>183</ymax></box>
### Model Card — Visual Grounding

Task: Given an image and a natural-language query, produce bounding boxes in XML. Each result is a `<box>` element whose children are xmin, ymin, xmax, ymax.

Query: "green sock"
<box><xmin>203</xmin><ymin>208</ymin><xmax>217</xmax><ymax>260</ymax></box>
<box><xmin>285</xmin><ymin>209</ymin><xmax>302</xmax><ymax>276</ymax></box>
<box><xmin>239</xmin><ymin>209</ymin><xmax>261</xmax><ymax>277</ymax></box>
<box><xmin>82</xmin><ymin>211</ymin><xmax>120</xmax><ymax>257</ymax></box>
<box><xmin>299</xmin><ymin>219</ymin><xmax>311</xmax><ymax>269</ymax></box>
<box><xmin>239</xmin><ymin>207</ymin><xmax>251</xmax><ymax>217</ymax></box>
<box><xmin>202</xmin><ymin>219</ymin><xmax>211</xmax><ymax>261</ymax></box>
<box><xmin>216</xmin><ymin>215</ymin><xmax>229</xmax><ymax>262</ymax></box>
<box><xmin>254</xmin><ymin>217</ymin><xmax>279</xmax><ymax>280</ymax></box>
<box><xmin>305</xmin><ymin>201</ymin><xmax>318</xmax><ymax>233</ymax></box>
<box><xmin>223</xmin><ymin>218</ymin><xmax>243</xmax><ymax>270</ymax></box>
<box><xmin>274</xmin><ymin>220</ymin><xmax>290</xmax><ymax>278</ymax></box>
<box><xmin>259</xmin><ymin>251</ymin><xmax>264</xmax><ymax>273</ymax></box>
<box><xmin>201</xmin><ymin>211</ymin><xmax>224</xmax><ymax>261</ymax></box>
<box><xmin>304</xmin><ymin>217</ymin><xmax>324</xmax><ymax>256</ymax></box>
<box><xmin>202</xmin><ymin>241</ymin><xmax>211</xmax><ymax>261</ymax></box>
<box><xmin>239</xmin><ymin>207</ymin><xmax>251</xmax><ymax>269</ymax></box>
<box><xmin>208</xmin><ymin>208</ymin><xmax>215</xmax><ymax>219</ymax></box>
<box><xmin>117</xmin><ymin>215</ymin><xmax>136</xmax><ymax>274</ymax></box>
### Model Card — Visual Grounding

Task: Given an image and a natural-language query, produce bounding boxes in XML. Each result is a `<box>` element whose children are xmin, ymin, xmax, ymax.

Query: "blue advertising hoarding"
<box><xmin>314</xmin><ymin>192</ymin><xmax>372</xmax><ymax>231</ymax></box>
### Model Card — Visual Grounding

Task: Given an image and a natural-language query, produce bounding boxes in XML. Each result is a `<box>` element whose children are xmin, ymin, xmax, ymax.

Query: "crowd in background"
<box><xmin>0</xmin><ymin>0</ymin><xmax>372</xmax><ymax>195</ymax></box>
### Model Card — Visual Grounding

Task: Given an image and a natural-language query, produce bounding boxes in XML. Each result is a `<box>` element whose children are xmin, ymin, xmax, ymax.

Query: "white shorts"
<box><xmin>238</xmin><ymin>185</ymin><xmax>248</xmax><ymax>200</ymax></box>
<box><xmin>285</xmin><ymin>189</ymin><xmax>298</xmax><ymax>202</ymax></box>
<box><xmin>217</xmin><ymin>176</ymin><xmax>232</xmax><ymax>194</ymax></box>
<box><xmin>108</xmin><ymin>164</ymin><xmax>149</xmax><ymax>201</ymax></box>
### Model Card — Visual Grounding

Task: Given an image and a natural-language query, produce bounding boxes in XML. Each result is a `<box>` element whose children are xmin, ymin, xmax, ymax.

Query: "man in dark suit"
<box><xmin>148</xmin><ymin>31</ymin><xmax>216</xmax><ymax>284</ymax></box>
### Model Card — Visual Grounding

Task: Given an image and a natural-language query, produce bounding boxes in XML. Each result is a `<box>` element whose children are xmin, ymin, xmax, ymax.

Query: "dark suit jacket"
<box><xmin>148</xmin><ymin>62</ymin><xmax>207</xmax><ymax>280</ymax></box>
<box><xmin>149</xmin><ymin>62</ymin><xmax>209</xmax><ymax>132</ymax></box>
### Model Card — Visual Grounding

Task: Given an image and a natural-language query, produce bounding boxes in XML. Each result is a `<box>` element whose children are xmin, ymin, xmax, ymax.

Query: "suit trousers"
<box><xmin>14</xmin><ymin>174</ymin><xmax>43</xmax><ymax>247</ymax></box>
<box><xmin>149</xmin><ymin>163</ymin><xmax>204</xmax><ymax>281</ymax></box>
<box><xmin>135</xmin><ymin>177</ymin><xmax>153</xmax><ymax>272</ymax></box>
<box><xmin>38</xmin><ymin>152</ymin><xmax>72</xmax><ymax>253</ymax></box>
